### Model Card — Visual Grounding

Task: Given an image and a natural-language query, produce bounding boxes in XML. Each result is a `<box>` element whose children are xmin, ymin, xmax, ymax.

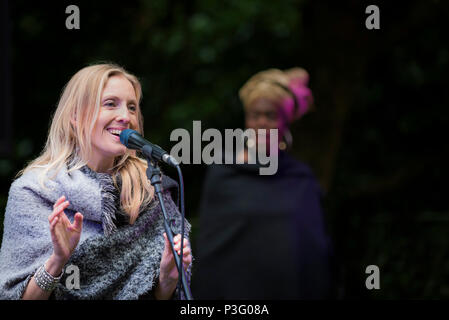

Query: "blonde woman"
<box><xmin>0</xmin><ymin>63</ymin><xmax>192</xmax><ymax>299</ymax></box>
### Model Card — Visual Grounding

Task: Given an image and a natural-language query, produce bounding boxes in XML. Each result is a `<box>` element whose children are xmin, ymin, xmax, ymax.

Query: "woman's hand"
<box><xmin>22</xmin><ymin>195</ymin><xmax>83</xmax><ymax>299</ymax></box>
<box><xmin>155</xmin><ymin>233</ymin><xmax>192</xmax><ymax>300</ymax></box>
<box><xmin>47</xmin><ymin>195</ymin><xmax>84</xmax><ymax>270</ymax></box>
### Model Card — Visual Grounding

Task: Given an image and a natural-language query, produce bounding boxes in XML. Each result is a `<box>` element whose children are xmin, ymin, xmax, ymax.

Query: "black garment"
<box><xmin>192</xmin><ymin>151</ymin><xmax>333</xmax><ymax>299</ymax></box>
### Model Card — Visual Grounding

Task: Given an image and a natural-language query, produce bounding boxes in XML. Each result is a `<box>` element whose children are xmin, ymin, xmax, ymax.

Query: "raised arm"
<box><xmin>21</xmin><ymin>195</ymin><xmax>83</xmax><ymax>299</ymax></box>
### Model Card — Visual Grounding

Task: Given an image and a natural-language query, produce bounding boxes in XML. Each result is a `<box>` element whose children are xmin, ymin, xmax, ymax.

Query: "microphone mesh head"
<box><xmin>119</xmin><ymin>129</ymin><xmax>134</xmax><ymax>147</ymax></box>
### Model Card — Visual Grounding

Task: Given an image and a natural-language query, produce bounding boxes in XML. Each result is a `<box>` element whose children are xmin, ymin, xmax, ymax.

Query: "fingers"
<box><xmin>162</xmin><ymin>233</ymin><xmax>190</xmax><ymax>257</ymax></box>
<box><xmin>50</xmin><ymin>216</ymin><xmax>59</xmax><ymax>232</ymax></box>
<box><xmin>173</xmin><ymin>234</ymin><xmax>189</xmax><ymax>247</ymax></box>
<box><xmin>68</xmin><ymin>212</ymin><xmax>84</xmax><ymax>232</ymax></box>
<box><xmin>163</xmin><ymin>232</ymin><xmax>170</xmax><ymax>247</ymax></box>
<box><xmin>48</xmin><ymin>199</ymin><xmax>70</xmax><ymax>223</ymax></box>
<box><xmin>49</xmin><ymin>216</ymin><xmax>61</xmax><ymax>249</ymax></box>
<box><xmin>175</xmin><ymin>244</ymin><xmax>191</xmax><ymax>257</ymax></box>
<box><xmin>183</xmin><ymin>253</ymin><xmax>192</xmax><ymax>269</ymax></box>
<box><xmin>162</xmin><ymin>233</ymin><xmax>171</xmax><ymax>257</ymax></box>
<box><xmin>49</xmin><ymin>196</ymin><xmax>84</xmax><ymax>234</ymax></box>
<box><xmin>53</xmin><ymin>195</ymin><xmax>66</xmax><ymax>209</ymax></box>
<box><xmin>160</xmin><ymin>233</ymin><xmax>192</xmax><ymax>282</ymax></box>
<box><xmin>173</xmin><ymin>234</ymin><xmax>189</xmax><ymax>256</ymax></box>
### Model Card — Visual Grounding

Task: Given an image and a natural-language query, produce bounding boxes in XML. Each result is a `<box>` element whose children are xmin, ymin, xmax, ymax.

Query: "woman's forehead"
<box><xmin>248</xmin><ymin>98</ymin><xmax>280</xmax><ymax>112</ymax></box>
<box><xmin>102</xmin><ymin>75</ymin><xmax>137</xmax><ymax>100</ymax></box>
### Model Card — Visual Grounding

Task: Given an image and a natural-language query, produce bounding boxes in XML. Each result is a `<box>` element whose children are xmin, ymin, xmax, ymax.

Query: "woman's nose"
<box><xmin>116</xmin><ymin>104</ymin><xmax>130</xmax><ymax>123</ymax></box>
<box><xmin>256</xmin><ymin>116</ymin><xmax>270</xmax><ymax>129</ymax></box>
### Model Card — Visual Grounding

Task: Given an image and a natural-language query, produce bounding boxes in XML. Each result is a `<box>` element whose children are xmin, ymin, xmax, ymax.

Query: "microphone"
<box><xmin>119</xmin><ymin>129</ymin><xmax>179</xmax><ymax>167</ymax></box>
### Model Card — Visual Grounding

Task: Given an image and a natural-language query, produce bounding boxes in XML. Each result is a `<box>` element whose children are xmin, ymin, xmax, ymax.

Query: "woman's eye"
<box><xmin>104</xmin><ymin>101</ymin><xmax>115</xmax><ymax>107</ymax></box>
<box><xmin>128</xmin><ymin>105</ymin><xmax>137</xmax><ymax>112</ymax></box>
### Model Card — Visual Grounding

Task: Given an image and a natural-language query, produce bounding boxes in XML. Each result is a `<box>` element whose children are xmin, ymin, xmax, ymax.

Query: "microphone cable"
<box><xmin>175</xmin><ymin>163</ymin><xmax>187</xmax><ymax>300</ymax></box>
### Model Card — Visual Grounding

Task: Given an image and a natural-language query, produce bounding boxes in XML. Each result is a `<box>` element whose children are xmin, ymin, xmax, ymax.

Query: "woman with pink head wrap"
<box><xmin>194</xmin><ymin>67</ymin><xmax>334</xmax><ymax>299</ymax></box>
<box><xmin>239</xmin><ymin>67</ymin><xmax>314</xmax><ymax>150</ymax></box>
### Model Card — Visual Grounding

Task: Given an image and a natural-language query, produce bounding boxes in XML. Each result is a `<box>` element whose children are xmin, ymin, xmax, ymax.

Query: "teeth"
<box><xmin>108</xmin><ymin>129</ymin><xmax>122</xmax><ymax>135</ymax></box>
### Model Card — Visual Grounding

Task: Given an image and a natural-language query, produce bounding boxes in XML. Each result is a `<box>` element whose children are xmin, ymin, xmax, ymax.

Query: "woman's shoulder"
<box><xmin>7</xmin><ymin>165</ymin><xmax>106</xmax><ymax>224</ymax></box>
<box><xmin>9</xmin><ymin>167</ymin><xmax>50</xmax><ymax>192</ymax></box>
<box><xmin>11</xmin><ymin>165</ymin><xmax>75</xmax><ymax>190</ymax></box>
<box><xmin>8</xmin><ymin>165</ymin><xmax>99</xmax><ymax>203</ymax></box>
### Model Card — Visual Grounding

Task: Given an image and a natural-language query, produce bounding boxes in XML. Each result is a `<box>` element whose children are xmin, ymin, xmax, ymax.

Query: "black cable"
<box><xmin>175</xmin><ymin>164</ymin><xmax>186</xmax><ymax>299</ymax></box>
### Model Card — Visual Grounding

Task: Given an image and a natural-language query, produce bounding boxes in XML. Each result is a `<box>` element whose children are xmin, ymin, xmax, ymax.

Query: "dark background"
<box><xmin>1</xmin><ymin>0</ymin><xmax>448</xmax><ymax>299</ymax></box>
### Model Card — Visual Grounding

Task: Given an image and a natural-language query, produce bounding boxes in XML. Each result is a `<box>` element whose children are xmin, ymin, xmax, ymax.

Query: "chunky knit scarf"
<box><xmin>0</xmin><ymin>165</ymin><xmax>191</xmax><ymax>300</ymax></box>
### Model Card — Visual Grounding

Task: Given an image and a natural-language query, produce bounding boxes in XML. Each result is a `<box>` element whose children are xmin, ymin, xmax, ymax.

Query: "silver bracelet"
<box><xmin>34</xmin><ymin>260</ymin><xmax>63</xmax><ymax>292</ymax></box>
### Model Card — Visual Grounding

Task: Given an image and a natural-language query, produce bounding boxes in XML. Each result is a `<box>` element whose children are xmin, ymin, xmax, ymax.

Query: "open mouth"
<box><xmin>106</xmin><ymin>128</ymin><xmax>122</xmax><ymax>141</ymax></box>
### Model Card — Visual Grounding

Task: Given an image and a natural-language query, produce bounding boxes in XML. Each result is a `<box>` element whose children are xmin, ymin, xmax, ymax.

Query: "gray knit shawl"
<box><xmin>0</xmin><ymin>165</ymin><xmax>191</xmax><ymax>299</ymax></box>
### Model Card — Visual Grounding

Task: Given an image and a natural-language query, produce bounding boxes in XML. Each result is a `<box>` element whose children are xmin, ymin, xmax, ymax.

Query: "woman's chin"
<box><xmin>108</xmin><ymin>145</ymin><xmax>127</xmax><ymax>158</ymax></box>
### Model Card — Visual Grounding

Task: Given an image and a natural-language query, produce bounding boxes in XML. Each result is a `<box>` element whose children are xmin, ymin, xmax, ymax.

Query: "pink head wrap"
<box><xmin>239</xmin><ymin>67</ymin><xmax>314</xmax><ymax>123</ymax></box>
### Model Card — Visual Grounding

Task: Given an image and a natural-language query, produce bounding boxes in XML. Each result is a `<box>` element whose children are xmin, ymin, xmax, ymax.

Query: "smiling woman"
<box><xmin>0</xmin><ymin>63</ymin><xmax>193</xmax><ymax>300</ymax></box>
<box><xmin>21</xmin><ymin>64</ymin><xmax>149</xmax><ymax>225</ymax></box>
<box><xmin>89</xmin><ymin>75</ymin><xmax>140</xmax><ymax>173</ymax></box>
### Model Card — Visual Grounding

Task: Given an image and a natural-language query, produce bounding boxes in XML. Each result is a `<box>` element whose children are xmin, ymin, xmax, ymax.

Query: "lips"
<box><xmin>106</xmin><ymin>127</ymin><xmax>127</xmax><ymax>141</ymax></box>
<box><xmin>107</xmin><ymin>130</ymin><xmax>120</xmax><ymax>141</ymax></box>
<box><xmin>106</xmin><ymin>129</ymin><xmax>122</xmax><ymax>142</ymax></box>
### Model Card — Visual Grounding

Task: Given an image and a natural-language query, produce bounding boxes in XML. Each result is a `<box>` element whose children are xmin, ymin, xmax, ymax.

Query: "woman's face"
<box><xmin>245</xmin><ymin>98</ymin><xmax>287</xmax><ymax>146</ymax></box>
<box><xmin>89</xmin><ymin>75</ymin><xmax>139</xmax><ymax>172</ymax></box>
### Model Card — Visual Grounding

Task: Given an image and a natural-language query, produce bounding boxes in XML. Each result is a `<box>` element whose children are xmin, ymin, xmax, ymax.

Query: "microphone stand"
<box><xmin>143</xmin><ymin>145</ymin><xmax>193</xmax><ymax>300</ymax></box>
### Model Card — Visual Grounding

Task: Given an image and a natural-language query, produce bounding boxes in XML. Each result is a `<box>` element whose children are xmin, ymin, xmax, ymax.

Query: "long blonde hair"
<box><xmin>17</xmin><ymin>63</ymin><xmax>154</xmax><ymax>224</ymax></box>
